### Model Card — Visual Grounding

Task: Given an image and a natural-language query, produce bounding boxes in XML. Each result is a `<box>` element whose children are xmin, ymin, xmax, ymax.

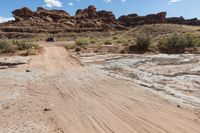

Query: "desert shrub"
<box><xmin>75</xmin><ymin>38</ymin><xmax>90</xmax><ymax>46</ymax></box>
<box><xmin>0</xmin><ymin>40</ymin><xmax>39</xmax><ymax>53</ymax></box>
<box><xmin>122</xmin><ymin>42</ymin><xmax>129</xmax><ymax>46</ymax></box>
<box><xmin>65</xmin><ymin>43</ymin><xmax>77</xmax><ymax>49</ymax></box>
<box><xmin>126</xmin><ymin>35</ymin><xmax>151</xmax><ymax>53</ymax></box>
<box><xmin>195</xmin><ymin>39</ymin><xmax>200</xmax><ymax>47</ymax></box>
<box><xmin>0</xmin><ymin>40</ymin><xmax>17</xmax><ymax>53</ymax></box>
<box><xmin>12</xmin><ymin>40</ymin><xmax>38</xmax><ymax>50</ymax></box>
<box><xmin>158</xmin><ymin>33</ymin><xmax>200</xmax><ymax>53</ymax></box>
<box><xmin>116</xmin><ymin>38</ymin><xmax>131</xmax><ymax>46</ymax></box>
<box><xmin>104</xmin><ymin>40</ymin><xmax>112</xmax><ymax>45</ymax></box>
<box><xmin>75</xmin><ymin>47</ymin><xmax>81</xmax><ymax>52</ymax></box>
<box><xmin>71</xmin><ymin>37</ymin><xmax>96</xmax><ymax>50</ymax></box>
<box><xmin>135</xmin><ymin>34</ymin><xmax>151</xmax><ymax>51</ymax></box>
<box><xmin>183</xmin><ymin>33</ymin><xmax>198</xmax><ymax>47</ymax></box>
<box><xmin>113</xmin><ymin>36</ymin><xmax>118</xmax><ymax>40</ymax></box>
<box><xmin>90</xmin><ymin>38</ymin><xmax>96</xmax><ymax>44</ymax></box>
<box><xmin>116</xmin><ymin>40</ymin><xmax>122</xmax><ymax>44</ymax></box>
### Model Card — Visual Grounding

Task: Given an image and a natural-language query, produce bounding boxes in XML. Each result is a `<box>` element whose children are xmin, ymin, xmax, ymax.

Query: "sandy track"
<box><xmin>0</xmin><ymin>42</ymin><xmax>200</xmax><ymax>133</ymax></box>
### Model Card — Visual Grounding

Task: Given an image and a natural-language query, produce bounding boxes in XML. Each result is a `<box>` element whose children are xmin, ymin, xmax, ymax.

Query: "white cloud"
<box><xmin>0</xmin><ymin>16</ymin><xmax>14</xmax><ymax>23</ymax></box>
<box><xmin>68</xmin><ymin>2</ymin><xmax>73</xmax><ymax>6</ymax></box>
<box><xmin>103</xmin><ymin>0</ymin><xmax>126</xmax><ymax>3</ymax></box>
<box><xmin>103</xmin><ymin>0</ymin><xmax>112</xmax><ymax>4</ymax></box>
<box><xmin>168</xmin><ymin>0</ymin><xmax>183</xmax><ymax>4</ymax></box>
<box><xmin>44</xmin><ymin>0</ymin><xmax>62</xmax><ymax>8</ymax></box>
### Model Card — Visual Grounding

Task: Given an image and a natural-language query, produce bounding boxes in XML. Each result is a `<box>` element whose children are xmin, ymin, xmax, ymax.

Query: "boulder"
<box><xmin>12</xmin><ymin>7</ymin><xmax>36</xmax><ymax>21</ymax></box>
<box><xmin>46</xmin><ymin>37</ymin><xmax>56</xmax><ymax>42</ymax></box>
<box><xmin>37</xmin><ymin>7</ymin><xmax>70</xmax><ymax>22</ymax></box>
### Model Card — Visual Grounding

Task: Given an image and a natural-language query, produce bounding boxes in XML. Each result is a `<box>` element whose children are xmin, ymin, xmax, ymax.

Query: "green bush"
<box><xmin>158</xmin><ymin>33</ymin><xmax>200</xmax><ymax>53</ymax></box>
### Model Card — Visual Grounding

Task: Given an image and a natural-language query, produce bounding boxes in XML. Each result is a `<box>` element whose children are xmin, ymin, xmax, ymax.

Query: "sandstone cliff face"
<box><xmin>12</xmin><ymin>7</ymin><xmax>36</xmax><ymax>21</ymax></box>
<box><xmin>1</xmin><ymin>5</ymin><xmax>200</xmax><ymax>39</ymax></box>
<box><xmin>36</xmin><ymin>7</ymin><xmax>70</xmax><ymax>22</ymax></box>
<box><xmin>0</xmin><ymin>6</ymin><xmax>127</xmax><ymax>38</ymax></box>
<box><xmin>118</xmin><ymin>12</ymin><xmax>200</xmax><ymax>27</ymax></box>
<box><xmin>118</xmin><ymin>12</ymin><xmax>167</xmax><ymax>26</ymax></box>
<box><xmin>166</xmin><ymin>17</ymin><xmax>200</xmax><ymax>25</ymax></box>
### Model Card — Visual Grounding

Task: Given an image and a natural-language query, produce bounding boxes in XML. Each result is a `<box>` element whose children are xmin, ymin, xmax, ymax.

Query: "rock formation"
<box><xmin>0</xmin><ymin>5</ymin><xmax>128</xmax><ymax>38</ymax></box>
<box><xmin>1</xmin><ymin>5</ymin><xmax>200</xmax><ymax>39</ymax></box>
<box><xmin>12</xmin><ymin>7</ymin><xmax>36</xmax><ymax>21</ymax></box>
<box><xmin>118</xmin><ymin>12</ymin><xmax>167</xmax><ymax>26</ymax></box>
<box><xmin>36</xmin><ymin>7</ymin><xmax>70</xmax><ymax>22</ymax></box>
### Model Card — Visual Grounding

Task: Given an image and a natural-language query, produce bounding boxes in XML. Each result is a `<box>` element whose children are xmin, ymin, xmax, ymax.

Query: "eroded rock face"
<box><xmin>0</xmin><ymin>6</ymin><xmax>115</xmax><ymax>38</ymax></box>
<box><xmin>88</xmin><ymin>5</ymin><xmax>97</xmax><ymax>18</ymax></box>
<box><xmin>97</xmin><ymin>11</ymin><xmax>115</xmax><ymax>23</ymax></box>
<box><xmin>166</xmin><ymin>17</ymin><xmax>200</xmax><ymax>25</ymax></box>
<box><xmin>76</xmin><ymin>9</ymin><xmax>83</xmax><ymax>16</ymax></box>
<box><xmin>36</xmin><ymin>7</ymin><xmax>70</xmax><ymax>22</ymax></box>
<box><xmin>185</xmin><ymin>18</ymin><xmax>200</xmax><ymax>25</ymax></box>
<box><xmin>12</xmin><ymin>7</ymin><xmax>36</xmax><ymax>21</ymax></box>
<box><xmin>145</xmin><ymin>12</ymin><xmax>167</xmax><ymax>24</ymax></box>
<box><xmin>12</xmin><ymin>7</ymin><xmax>71</xmax><ymax>22</ymax></box>
<box><xmin>2</xmin><ymin>5</ymin><xmax>200</xmax><ymax>39</ymax></box>
<box><xmin>118</xmin><ymin>12</ymin><xmax>166</xmax><ymax>26</ymax></box>
<box><xmin>166</xmin><ymin>17</ymin><xmax>185</xmax><ymax>24</ymax></box>
<box><xmin>75</xmin><ymin>6</ymin><xmax>115</xmax><ymax>21</ymax></box>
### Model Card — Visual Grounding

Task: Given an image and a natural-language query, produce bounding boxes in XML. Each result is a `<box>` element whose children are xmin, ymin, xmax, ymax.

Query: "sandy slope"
<box><xmin>0</xmin><ymin>42</ymin><xmax>200</xmax><ymax>133</ymax></box>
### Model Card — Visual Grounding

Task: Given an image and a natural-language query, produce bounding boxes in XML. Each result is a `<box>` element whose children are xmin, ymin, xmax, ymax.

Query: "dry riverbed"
<box><xmin>80</xmin><ymin>53</ymin><xmax>200</xmax><ymax>107</ymax></box>
<box><xmin>0</xmin><ymin>41</ymin><xmax>200</xmax><ymax>133</ymax></box>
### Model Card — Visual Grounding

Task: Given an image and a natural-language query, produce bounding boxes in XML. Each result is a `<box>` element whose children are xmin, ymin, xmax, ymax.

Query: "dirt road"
<box><xmin>0</xmin><ymin>42</ymin><xmax>200</xmax><ymax>133</ymax></box>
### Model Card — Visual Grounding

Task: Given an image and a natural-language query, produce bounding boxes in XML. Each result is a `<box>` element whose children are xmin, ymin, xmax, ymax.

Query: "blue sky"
<box><xmin>0</xmin><ymin>0</ymin><xmax>200</xmax><ymax>23</ymax></box>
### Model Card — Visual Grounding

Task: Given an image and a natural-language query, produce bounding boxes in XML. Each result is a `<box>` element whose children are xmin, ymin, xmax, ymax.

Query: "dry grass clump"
<box><xmin>75</xmin><ymin>37</ymin><xmax>96</xmax><ymax>46</ymax></box>
<box><xmin>116</xmin><ymin>38</ymin><xmax>132</xmax><ymax>46</ymax></box>
<box><xmin>0</xmin><ymin>39</ymin><xmax>40</xmax><ymax>54</ymax></box>
<box><xmin>66</xmin><ymin>37</ymin><xmax>97</xmax><ymax>52</ymax></box>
